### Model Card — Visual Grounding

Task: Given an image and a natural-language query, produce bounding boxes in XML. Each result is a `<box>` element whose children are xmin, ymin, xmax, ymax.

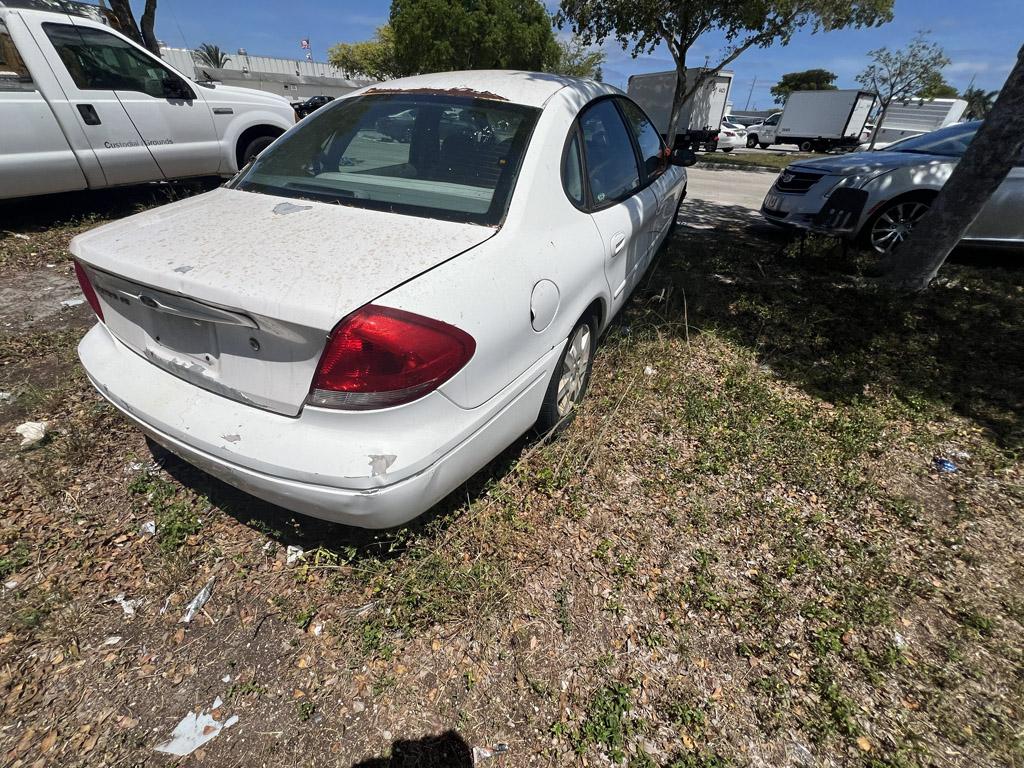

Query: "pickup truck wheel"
<box><xmin>758</xmin><ymin>143</ymin><xmax>771</xmax><ymax>150</ymax></box>
<box><xmin>537</xmin><ymin>316</ymin><xmax>596</xmax><ymax>433</ymax></box>
<box><xmin>746</xmin><ymin>135</ymin><xmax>758</xmax><ymax>148</ymax></box>
<box><xmin>240</xmin><ymin>135</ymin><xmax>276</xmax><ymax>166</ymax></box>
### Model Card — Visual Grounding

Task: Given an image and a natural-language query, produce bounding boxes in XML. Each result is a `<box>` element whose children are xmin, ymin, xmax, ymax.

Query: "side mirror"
<box><xmin>670</xmin><ymin>148</ymin><xmax>698</xmax><ymax>167</ymax></box>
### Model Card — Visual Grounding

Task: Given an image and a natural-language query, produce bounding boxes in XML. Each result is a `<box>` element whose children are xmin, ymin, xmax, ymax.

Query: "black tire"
<box><xmin>721</xmin><ymin>147</ymin><xmax>734</xmax><ymax>153</ymax></box>
<box><xmin>746</xmin><ymin>134</ymin><xmax>758</xmax><ymax>148</ymax></box>
<box><xmin>758</xmin><ymin>142</ymin><xmax>771</xmax><ymax>149</ymax></box>
<box><xmin>536</xmin><ymin>315</ymin><xmax>597</xmax><ymax>433</ymax></box>
<box><xmin>239</xmin><ymin>135</ymin><xmax>276</xmax><ymax>167</ymax></box>
<box><xmin>798</xmin><ymin>140</ymin><xmax>814</xmax><ymax>152</ymax></box>
<box><xmin>858</xmin><ymin>195</ymin><xmax>933</xmax><ymax>254</ymax></box>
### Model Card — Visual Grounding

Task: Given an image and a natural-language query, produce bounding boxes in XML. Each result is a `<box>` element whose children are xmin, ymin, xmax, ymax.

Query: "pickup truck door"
<box><xmin>0</xmin><ymin>17</ymin><xmax>87</xmax><ymax>198</ymax></box>
<box><xmin>64</xmin><ymin>17</ymin><xmax>221</xmax><ymax>179</ymax></box>
<box><xmin>36</xmin><ymin>20</ymin><xmax>163</xmax><ymax>186</ymax></box>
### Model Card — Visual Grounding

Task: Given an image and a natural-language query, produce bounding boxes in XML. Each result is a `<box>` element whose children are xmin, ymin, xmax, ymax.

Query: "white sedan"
<box><xmin>715</xmin><ymin>121</ymin><xmax>747</xmax><ymax>152</ymax></box>
<box><xmin>73</xmin><ymin>71</ymin><xmax>693</xmax><ymax>528</ymax></box>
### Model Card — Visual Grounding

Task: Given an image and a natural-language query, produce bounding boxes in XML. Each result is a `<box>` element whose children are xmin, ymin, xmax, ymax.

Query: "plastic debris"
<box><xmin>947</xmin><ymin>448</ymin><xmax>971</xmax><ymax>461</ymax></box>
<box><xmin>60</xmin><ymin>297</ymin><xmax>85</xmax><ymax>308</ymax></box>
<box><xmin>934</xmin><ymin>457</ymin><xmax>957</xmax><ymax>473</ymax></box>
<box><xmin>154</xmin><ymin>696</ymin><xmax>239</xmax><ymax>756</ymax></box>
<box><xmin>286</xmin><ymin>545</ymin><xmax>305</xmax><ymax>565</ymax></box>
<box><xmin>14</xmin><ymin>421</ymin><xmax>49</xmax><ymax>447</ymax></box>
<box><xmin>473</xmin><ymin>743</ymin><xmax>509</xmax><ymax>762</ymax></box>
<box><xmin>179</xmin><ymin>577</ymin><xmax>215</xmax><ymax>623</ymax></box>
<box><xmin>102</xmin><ymin>636</ymin><xmax>122</xmax><ymax>646</ymax></box>
<box><xmin>113</xmin><ymin>594</ymin><xmax>144</xmax><ymax>617</ymax></box>
<box><xmin>0</xmin><ymin>391</ymin><xmax>12</xmax><ymax>405</ymax></box>
<box><xmin>139</xmin><ymin>520</ymin><xmax>156</xmax><ymax>536</ymax></box>
<box><xmin>893</xmin><ymin>630</ymin><xmax>908</xmax><ymax>649</ymax></box>
<box><xmin>4</xmin><ymin>580</ymin><xmax>18</xmax><ymax>590</ymax></box>
<box><xmin>643</xmin><ymin>366</ymin><xmax>656</xmax><ymax>376</ymax></box>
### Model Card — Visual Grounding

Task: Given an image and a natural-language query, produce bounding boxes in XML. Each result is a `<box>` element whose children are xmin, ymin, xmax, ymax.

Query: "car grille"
<box><xmin>774</xmin><ymin>170</ymin><xmax>824</xmax><ymax>194</ymax></box>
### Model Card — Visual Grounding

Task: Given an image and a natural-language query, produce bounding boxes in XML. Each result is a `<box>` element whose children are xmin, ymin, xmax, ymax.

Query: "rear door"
<box><xmin>37</xmin><ymin>20</ymin><xmax>163</xmax><ymax>185</ymax></box>
<box><xmin>967</xmin><ymin>148</ymin><xmax>1024</xmax><ymax>242</ymax></box>
<box><xmin>62</xmin><ymin>19</ymin><xmax>221</xmax><ymax>179</ymax></box>
<box><xmin>0</xmin><ymin>16</ymin><xmax>87</xmax><ymax>198</ymax></box>
<box><xmin>575</xmin><ymin>98</ymin><xmax>659</xmax><ymax>316</ymax></box>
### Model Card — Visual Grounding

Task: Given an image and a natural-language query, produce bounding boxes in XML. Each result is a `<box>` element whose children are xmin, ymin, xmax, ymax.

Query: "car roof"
<box><xmin>352</xmin><ymin>70</ymin><xmax>617</xmax><ymax>109</ymax></box>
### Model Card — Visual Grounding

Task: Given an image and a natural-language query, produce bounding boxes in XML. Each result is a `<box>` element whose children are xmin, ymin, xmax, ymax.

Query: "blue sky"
<box><xmin>146</xmin><ymin>0</ymin><xmax>1019</xmax><ymax>109</ymax></box>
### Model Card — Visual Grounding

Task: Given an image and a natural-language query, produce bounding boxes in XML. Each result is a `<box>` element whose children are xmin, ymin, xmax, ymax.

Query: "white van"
<box><xmin>0</xmin><ymin>0</ymin><xmax>295</xmax><ymax>200</ymax></box>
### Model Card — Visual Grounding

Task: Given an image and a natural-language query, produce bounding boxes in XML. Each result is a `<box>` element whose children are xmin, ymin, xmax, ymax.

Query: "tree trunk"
<box><xmin>881</xmin><ymin>44</ymin><xmax>1024</xmax><ymax>291</ymax></box>
<box><xmin>107</xmin><ymin>0</ymin><xmax>144</xmax><ymax>47</ymax></box>
<box><xmin>140</xmin><ymin>0</ymin><xmax>160</xmax><ymax>56</ymax></box>
<box><xmin>867</xmin><ymin>101</ymin><xmax>887</xmax><ymax>150</ymax></box>
<box><xmin>665</xmin><ymin>55</ymin><xmax>688</xmax><ymax>150</ymax></box>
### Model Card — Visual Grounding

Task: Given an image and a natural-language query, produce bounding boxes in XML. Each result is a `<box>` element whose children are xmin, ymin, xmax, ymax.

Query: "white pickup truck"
<box><xmin>0</xmin><ymin>0</ymin><xmax>295</xmax><ymax>200</ymax></box>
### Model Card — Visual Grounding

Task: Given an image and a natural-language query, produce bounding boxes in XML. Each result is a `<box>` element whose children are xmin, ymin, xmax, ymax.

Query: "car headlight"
<box><xmin>826</xmin><ymin>171</ymin><xmax>891</xmax><ymax>196</ymax></box>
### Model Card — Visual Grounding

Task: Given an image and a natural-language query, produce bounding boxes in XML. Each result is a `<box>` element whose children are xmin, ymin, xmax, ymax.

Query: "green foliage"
<box><xmin>856</xmin><ymin>32</ymin><xmax>950</xmax><ymax>114</ymax></box>
<box><xmin>557</xmin><ymin>0</ymin><xmax>892</xmax><ymax>139</ymax></box>
<box><xmin>327</xmin><ymin>25</ymin><xmax>405</xmax><ymax>80</ymax></box>
<box><xmin>962</xmin><ymin>86</ymin><xmax>998</xmax><ymax>119</ymax></box>
<box><xmin>390</xmin><ymin>0</ymin><xmax>559</xmax><ymax>74</ymax></box>
<box><xmin>547</xmin><ymin>35</ymin><xmax>606</xmax><ymax>78</ymax></box>
<box><xmin>193</xmin><ymin>43</ymin><xmax>231</xmax><ymax>69</ymax></box>
<box><xmin>770</xmin><ymin>68</ymin><xmax>838</xmax><ymax>103</ymax></box>
<box><xmin>571</xmin><ymin>682</ymin><xmax>637</xmax><ymax>762</ymax></box>
<box><xmin>918</xmin><ymin>72</ymin><xmax>959</xmax><ymax>98</ymax></box>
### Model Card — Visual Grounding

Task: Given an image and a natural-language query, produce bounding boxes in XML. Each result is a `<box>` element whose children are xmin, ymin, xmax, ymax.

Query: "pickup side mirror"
<box><xmin>162</xmin><ymin>76</ymin><xmax>195</xmax><ymax>101</ymax></box>
<box><xmin>670</xmin><ymin>148</ymin><xmax>698</xmax><ymax>167</ymax></box>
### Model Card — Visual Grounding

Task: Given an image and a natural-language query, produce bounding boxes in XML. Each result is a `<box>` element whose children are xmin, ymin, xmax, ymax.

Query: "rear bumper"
<box><xmin>79</xmin><ymin>324</ymin><xmax>556</xmax><ymax>528</ymax></box>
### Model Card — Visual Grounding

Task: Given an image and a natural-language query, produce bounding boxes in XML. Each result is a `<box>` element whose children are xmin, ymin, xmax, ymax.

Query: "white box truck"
<box><xmin>868</xmin><ymin>97</ymin><xmax>968</xmax><ymax>149</ymax></box>
<box><xmin>744</xmin><ymin>90</ymin><xmax>876</xmax><ymax>152</ymax></box>
<box><xmin>0</xmin><ymin>0</ymin><xmax>296</xmax><ymax>200</ymax></box>
<box><xmin>626</xmin><ymin>68</ymin><xmax>734</xmax><ymax>150</ymax></box>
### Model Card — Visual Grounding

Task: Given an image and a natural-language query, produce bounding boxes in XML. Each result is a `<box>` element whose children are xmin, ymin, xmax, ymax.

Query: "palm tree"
<box><xmin>193</xmin><ymin>43</ymin><xmax>231</xmax><ymax>69</ymax></box>
<box><xmin>961</xmin><ymin>86</ymin><xmax>998</xmax><ymax>120</ymax></box>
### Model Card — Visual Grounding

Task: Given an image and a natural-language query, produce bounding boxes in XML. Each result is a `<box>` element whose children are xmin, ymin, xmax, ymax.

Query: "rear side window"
<box><xmin>563</xmin><ymin>132</ymin><xmax>584</xmax><ymax>206</ymax></box>
<box><xmin>579</xmin><ymin>99</ymin><xmax>640</xmax><ymax>205</ymax></box>
<box><xmin>618</xmin><ymin>98</ymin><xmax>665</xmax><ymax>179</ymax></box>
<box><xmin>43</xmin><ymin>23</ymin><xmax>189</xmax><ymax>99</ymax></box>
<box><xmin>0</xmin><ymin>21</ymin><xmax>34</xmax><ymax>91</ymax></box>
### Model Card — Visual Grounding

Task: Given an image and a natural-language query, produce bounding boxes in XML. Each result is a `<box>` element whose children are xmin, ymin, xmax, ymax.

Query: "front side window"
<box><xmin>618</xmin><ymin>98</ymin><xmax>665</xmax><ymax>179</ymax></box>
<box><xmin>233</xmin><ymin>93</ymin><xmax>539</xmax><ymax>226</ymax></box>
<box><xmin>0</xmin><ymin>21</ymin><xmax>34</xmax><ymax>92</ymax></box>
<box><xmin>579</xmin><ymin>99</ymin><xmax>640</xmax><ymax>205</ymax></box>
<box><xmin>43</xmin><ymin>23</ymin><xmax>190</xmax><ymax>99</ymax></box>
<box><xmin>766</xmin><ymin>114</ymin><xmax>780</xmax><ymax>125</ymax></box>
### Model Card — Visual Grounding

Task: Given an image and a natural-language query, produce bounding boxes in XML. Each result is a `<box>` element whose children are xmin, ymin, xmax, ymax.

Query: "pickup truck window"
<box><xmin>43</xmin><ymin>22</ymin><xmax>191</xmax><ymax>100</ymax></box>
<box><xmin>0</xmin><ymin>21</ymin><xmax>34</xmax><ymax>92</ymax></box>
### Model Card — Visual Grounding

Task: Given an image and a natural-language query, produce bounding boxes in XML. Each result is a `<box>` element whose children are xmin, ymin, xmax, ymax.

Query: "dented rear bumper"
<box><xmin>79</xmin><ymin>323</ymin><xmax>556</xmax><ymax>528</ymax></box>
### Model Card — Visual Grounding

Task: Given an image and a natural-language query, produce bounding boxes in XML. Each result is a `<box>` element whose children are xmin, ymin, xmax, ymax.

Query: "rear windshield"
<box><xmin>232</xmin><ymin>93</ymin><xmax>539</xmax><ymax>226</ymax></box>
<box><xmin>889</xmin><ymin>121</ymin><xmax>979</xmax><ymax>157</ymax></box>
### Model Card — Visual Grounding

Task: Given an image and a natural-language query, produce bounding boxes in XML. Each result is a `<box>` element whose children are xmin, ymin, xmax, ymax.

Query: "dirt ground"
<box><xmin>0</xmin><ymin>178</ymin><xmax>1021</xmax><ymax>768</ymax></box>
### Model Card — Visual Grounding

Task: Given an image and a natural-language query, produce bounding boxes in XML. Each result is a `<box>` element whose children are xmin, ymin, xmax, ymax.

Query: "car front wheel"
<box><xmin>863</xmin><ymin>198</ymin><xmax>931</xmax><ymax>254</ymax></box>
<box><xmin>746</xmin><ymin>135</ymin><xmax>758</xmax><ymax>148</ymax></box>
<box><xmin>537</xmin><ymin>317</ymin><xmax>596</xmax><ymax>432</ymax></box>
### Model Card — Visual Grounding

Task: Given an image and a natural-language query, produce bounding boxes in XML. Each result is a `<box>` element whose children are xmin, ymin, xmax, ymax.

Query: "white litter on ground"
<box><xmin>14</xmin><ymin>421</ymin><xmax>49</xmax><ymax>447</ymax></box>
<box><xmin>113</xmin><ymin>594</ymin><xmax>144</xmax><ymax>617</ymax></box>
<box><xmin>139</xmin><ymin>520</ymin><xmax>156</xmax><ymax>536</ymax></box>
<box><xmin>179</xmin><ymin>577</ymin><xmax>215</xmax><ymax>623</ymax></box>
<box><xmin>60</xmin><ymin>297</ymin><xmax>85</xmax><ymax>308</ymax></box>
<box><xmin>286</xmin><ymin>545</ymin><xmax>305</xmax><ymax>565</ymax></box>
<box><xmin>153</xmin><ymin>696</ymin><xmax>239</xmax><ymax>756</ymax></box>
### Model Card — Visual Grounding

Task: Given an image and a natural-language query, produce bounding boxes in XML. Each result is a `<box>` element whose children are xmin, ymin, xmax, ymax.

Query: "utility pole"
<box><xmin>744</xmin><ymin>76</ymin><xmax>757</xmax><ymax>111</ymax></box>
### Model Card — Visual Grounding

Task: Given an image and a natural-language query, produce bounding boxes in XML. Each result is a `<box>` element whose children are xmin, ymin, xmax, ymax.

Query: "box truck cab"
<box><xmin>0</xmin><ymin>0</ymin><xmax>295</xmax><ymax>200</ymax></box>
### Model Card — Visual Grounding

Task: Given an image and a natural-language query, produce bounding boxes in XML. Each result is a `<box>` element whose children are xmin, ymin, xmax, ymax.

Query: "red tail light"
<box><xmin>74</xmin><ymin>261</ymin><xmax>104</xmax><ymax>321</ymax></box>
<box><xmin>308</xmin><ymin>305</ymin><xmax>475</xmax><ymax>410</ymax></box>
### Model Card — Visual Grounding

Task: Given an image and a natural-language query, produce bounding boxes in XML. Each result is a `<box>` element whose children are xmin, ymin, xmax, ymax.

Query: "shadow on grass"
<box><xmin>147</xmin><ymin>428</ymin><xmax>535</xmax><ymax>562</ymax></box>
<box><xmin>0</xmin><ymin>177</ymin><xmax>221</xmax><ymax>232</ymax></box>
<box><xmin>656</xmin><ymin>197</ymin><xmax>1024</xmax><ymax>453</ymax></box>
<box><xmin>350</xmin><ymin>730</ymin><xmax>473</xmax><ymax>767</ymax></box>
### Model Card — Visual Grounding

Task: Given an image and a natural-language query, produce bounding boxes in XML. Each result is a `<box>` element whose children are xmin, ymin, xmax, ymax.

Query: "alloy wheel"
<box><xmin>869</xmin><ymin>201</ymin><xmax>929</xmax><ymax>253</ymax></box>
<box><xmin>556</xmin><ymin>324</ymin><xmax>592</xmax><ymax>417</ymax></box>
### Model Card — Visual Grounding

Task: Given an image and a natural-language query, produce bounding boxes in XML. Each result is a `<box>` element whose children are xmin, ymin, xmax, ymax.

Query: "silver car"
<box><xmin>760</xmin><ymin>121</ymin><xmax>1024</xmax><ymax>252</ymax></box>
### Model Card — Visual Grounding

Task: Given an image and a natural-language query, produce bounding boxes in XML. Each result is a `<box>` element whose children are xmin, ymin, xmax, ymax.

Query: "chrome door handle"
<box><xmin>610</xmin><ymin>232</ymin><xmax>627</xmax><ymax>256</ymax></box>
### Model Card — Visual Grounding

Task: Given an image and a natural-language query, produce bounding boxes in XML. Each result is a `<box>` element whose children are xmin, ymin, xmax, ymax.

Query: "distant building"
<box><xmin>159</xmin><ymin>46</ymin><xmax>375</xmax><ymax>101</ymax></box>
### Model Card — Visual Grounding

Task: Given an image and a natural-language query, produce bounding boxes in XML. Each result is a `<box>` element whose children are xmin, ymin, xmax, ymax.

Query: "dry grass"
<box><xmin>0</xmin><ymin>188</ymin><xmax>1021</xmax><ymax>767</ymax></box>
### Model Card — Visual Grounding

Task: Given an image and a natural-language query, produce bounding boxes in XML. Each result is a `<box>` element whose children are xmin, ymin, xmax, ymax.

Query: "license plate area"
<box><xmin>146</xmin><ymin>312</ymin><xmax>220</xmax><ymax>374</ymax></box>
<box><xmin>764</xmin><ymin>192</ymin><xmax>784</xmax><ymax>211</ymax></box>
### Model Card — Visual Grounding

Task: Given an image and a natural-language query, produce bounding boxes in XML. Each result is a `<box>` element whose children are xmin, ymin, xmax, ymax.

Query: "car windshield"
<box><xmin>232</xmin><ymin>93</ymin><xmax>539</xmax><ymax>226</ymax></box>
<box><xmin>889</xmin><ymin>121</ymin><xmax>980</xmax><ymax>157</ymax></box>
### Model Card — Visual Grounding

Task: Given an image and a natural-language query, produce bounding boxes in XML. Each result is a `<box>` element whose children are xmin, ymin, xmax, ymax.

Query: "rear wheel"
<box><xmin>798</xmin><ymin>140</ymin><xmax>814</xmax><ymax>152</ymax></box>
<box><xmin>861</xmin><ymin>197</ymin><xmax>932</xmax><ymax>254</ymax></box>
<box><xmin>758</xmin><ymin>142</ymin><xmax>770</xmax><ymax>149</ymax></box>
<box><xmin>536</xmin><ymin>317</ymin><xmax>596</xmax><ymax>432</ymax></box>
<box><xmin>746</xmin><ymin>134</ymin><xmax>758</xmax><ymax>148</ymax></box>
<box><xmin>721</xmin><ymin>147</ymin><xmax>733</xmax><ymax>153</ymax></box>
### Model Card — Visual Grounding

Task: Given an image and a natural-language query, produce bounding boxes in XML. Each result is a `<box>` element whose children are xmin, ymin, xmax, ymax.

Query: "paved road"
<box><xmin>685</xmin><ymin>165</ymin><xmax>777</xmax><ymax>211</ymax></box>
